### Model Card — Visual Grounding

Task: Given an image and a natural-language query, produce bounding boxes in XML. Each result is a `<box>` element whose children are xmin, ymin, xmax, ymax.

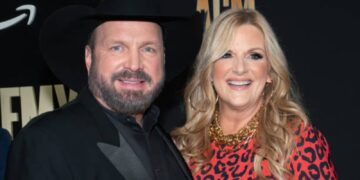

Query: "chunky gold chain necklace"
<box><xmin>209</xmin><ymin>110</ymin><xmax>260</xmax><ymax>152</ymax></box>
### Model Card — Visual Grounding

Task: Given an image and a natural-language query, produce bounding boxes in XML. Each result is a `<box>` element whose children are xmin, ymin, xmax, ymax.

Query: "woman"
<box><xmin>172</xmin><ymin>9</ymin><xmax>337</xmax><ymax>179</ymax></box>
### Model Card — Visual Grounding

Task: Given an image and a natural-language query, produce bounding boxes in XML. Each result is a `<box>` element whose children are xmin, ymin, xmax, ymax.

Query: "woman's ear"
<box><xmin>266</xmin><ymin>76</ymin><xmax>272</xmax><ymax>83</ymax></box>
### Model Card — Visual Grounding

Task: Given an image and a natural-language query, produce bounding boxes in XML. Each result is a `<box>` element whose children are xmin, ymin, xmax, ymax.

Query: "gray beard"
<box><xmin>88</xmin><ymin>62</ymin><xmax>164</xmax><ymax>115</ymax></box>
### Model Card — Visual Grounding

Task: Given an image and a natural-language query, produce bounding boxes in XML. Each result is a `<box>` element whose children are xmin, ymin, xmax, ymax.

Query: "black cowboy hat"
<box><xmin>39</xmin><ymin>0</ymin><xmax>204</xmax><ymax>92</ymax></box>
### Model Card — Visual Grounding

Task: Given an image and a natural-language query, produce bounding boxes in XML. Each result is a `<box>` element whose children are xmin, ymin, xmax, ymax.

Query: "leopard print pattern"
<box><xmin>192</xmin><ymin>123</ymin><xmax>337</xmax><ymax>180</ymax></box>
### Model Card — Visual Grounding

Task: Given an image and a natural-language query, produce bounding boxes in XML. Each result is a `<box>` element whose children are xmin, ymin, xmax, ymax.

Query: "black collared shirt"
<box><xmin>103</xmin><ymin>106</ymin><xmax>184</xmax><ymax>180</ymax></box>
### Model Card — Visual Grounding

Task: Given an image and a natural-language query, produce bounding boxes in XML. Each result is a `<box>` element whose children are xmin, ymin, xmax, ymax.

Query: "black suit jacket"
<box><xmin>6</xmin><ymin>88</ymin><xmax>192</xmax><ymax>180</ymax></box>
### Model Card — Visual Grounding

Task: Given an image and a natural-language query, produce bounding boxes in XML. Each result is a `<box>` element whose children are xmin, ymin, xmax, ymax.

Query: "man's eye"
<box><xmin>221</xmin><ymin>51</ymin><xmax>232</xmax><ymax>59</ymax></box>
<box><xmin>248</xmin><ymin>53</ymin><xmax>263</xmax><ymax>60</ymax></box>
<box><xmin>143</xmin><ymin>46</ymin><xmax>156</xmax><ymax>53</ymax></box>
<box><xmin>111</xmin><ymin>46</ymin><xmax>123</xmax><ymax>52</ymax></box>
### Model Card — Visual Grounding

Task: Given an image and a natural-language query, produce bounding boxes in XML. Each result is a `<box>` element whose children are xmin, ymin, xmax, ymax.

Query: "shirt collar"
<box><xmin>102</xmin><ymin>105</ymin><xmax>160</xmax><ymax>133</ymax></box>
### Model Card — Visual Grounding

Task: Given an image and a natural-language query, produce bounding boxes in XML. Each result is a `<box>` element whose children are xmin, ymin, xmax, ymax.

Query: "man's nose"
<box><xmin>124</xmin><ymin>49</ymin><xmax>143</xmax><ymax>71</ymax></box>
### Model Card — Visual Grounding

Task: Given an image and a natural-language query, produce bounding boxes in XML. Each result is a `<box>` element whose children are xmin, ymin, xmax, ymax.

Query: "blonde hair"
<box><xmin>171</xmin><ymin>8</ymin><xmax>309</xmax><ymax>179</ymax></box>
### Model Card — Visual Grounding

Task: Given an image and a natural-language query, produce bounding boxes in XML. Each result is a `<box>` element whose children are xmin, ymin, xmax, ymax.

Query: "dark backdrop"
<box><xmin>256</xmin><ymin>1</ymin><xmax>360</xmax><ymax>179</ymax></box>
<box><xmin>1</xmin><ymin>0</ymin><xmax>359</xmax><ymax>179</ymax></box>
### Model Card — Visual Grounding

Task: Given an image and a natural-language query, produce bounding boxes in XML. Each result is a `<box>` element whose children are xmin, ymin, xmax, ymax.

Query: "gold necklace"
<box><xmin>209</xmin><ymin>110</ymin><xmax>260</xmax><ymax>152</ymax></box>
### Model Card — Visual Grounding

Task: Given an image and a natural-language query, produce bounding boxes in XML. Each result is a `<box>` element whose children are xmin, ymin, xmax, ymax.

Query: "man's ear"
<box><xmin>85</xmin><ymin>46</ymin><xmax>92</xmax><ymax>74</ymax></box>
<box><xmin>163</xmin><ymin>52</ymin><xmax>166</xmax><ymax>65</ymax></box>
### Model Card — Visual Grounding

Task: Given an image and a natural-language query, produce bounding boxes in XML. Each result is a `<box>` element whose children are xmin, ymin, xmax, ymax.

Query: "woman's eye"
<box><xmin>248</xmin><ymin>52</ymin><xmax>263</xmax><ymax>60</ymax></box>
<box><xmin>221</xmin><ymin>51</ymin><xmax>232</xmax><ymax>59</ymax></box>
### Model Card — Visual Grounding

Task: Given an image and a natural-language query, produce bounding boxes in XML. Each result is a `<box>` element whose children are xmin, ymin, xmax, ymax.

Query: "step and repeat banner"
<box><xmin>1</xmin><ymin>0</ymin><xmax>359</xmax><ymax>178</ymax></box>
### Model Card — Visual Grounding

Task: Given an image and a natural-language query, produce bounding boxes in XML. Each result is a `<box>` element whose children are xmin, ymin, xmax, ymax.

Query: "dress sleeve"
<box><xmin>288</xmin><ymin>124</ymin><xmax>337</xmax><ymax>180</ymax></box>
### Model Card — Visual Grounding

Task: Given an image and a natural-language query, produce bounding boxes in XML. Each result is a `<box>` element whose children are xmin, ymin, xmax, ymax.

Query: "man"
<box><xmin>5</xmin><ymin>0</ymin><xmax>203</xmax><ymax>179</ymax></box>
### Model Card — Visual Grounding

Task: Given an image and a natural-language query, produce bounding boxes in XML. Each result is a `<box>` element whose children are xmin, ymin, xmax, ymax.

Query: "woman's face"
<box><xmin>212</xmin><ymin>24</ymin><xmax>271</xmax><ymax>111</ymax></box>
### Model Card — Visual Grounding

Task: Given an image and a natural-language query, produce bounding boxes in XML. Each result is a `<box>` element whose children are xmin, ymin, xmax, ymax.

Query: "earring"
<box><xmin>188</xmin><ymin>97</ymin><xmax>194</xmax><ymax>110</ymax></box>
<box><xmin>270</xmin><ymin>88</ymin><xmax>274</xmax><ymax>99</ymax></box>
<box><xmin>263</xmin><ymin>83</ymin><xmax>274</xmax><ymax>100</ymax></box>
<box><xmin>267</xmin><ymin>85</ymin><xmax>274</xmax><ymax>100</ymax></box>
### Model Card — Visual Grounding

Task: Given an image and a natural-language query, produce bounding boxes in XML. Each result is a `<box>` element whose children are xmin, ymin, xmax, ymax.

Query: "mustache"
<box><xmin>111</xmin><ymin>69</ymin><xmax>152</xmax><ymax>83</ymax></box>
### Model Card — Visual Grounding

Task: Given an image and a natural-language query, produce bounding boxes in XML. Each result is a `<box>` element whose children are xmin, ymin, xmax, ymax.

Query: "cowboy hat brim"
<box><xmin>39</xmin><ymin>1</ymin><xmax>203</xmax><ymax>92</ymax></box>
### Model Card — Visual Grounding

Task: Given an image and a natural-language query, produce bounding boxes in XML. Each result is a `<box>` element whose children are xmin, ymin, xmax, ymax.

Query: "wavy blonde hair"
<box><xmin>171</xmin><ymin>9</ymin><xmax>309</xmax><ymax>179</ymax></box>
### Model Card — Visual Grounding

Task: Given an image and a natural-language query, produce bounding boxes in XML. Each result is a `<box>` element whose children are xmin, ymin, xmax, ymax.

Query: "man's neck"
<box><xmin>131</xmin><ymin>114</ymin><xmax>144</xmax><ymax>127</ymax></box>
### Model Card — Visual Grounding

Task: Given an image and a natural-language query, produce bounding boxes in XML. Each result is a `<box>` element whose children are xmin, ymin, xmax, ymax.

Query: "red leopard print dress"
<box><xmin>191</xmin><ymin>123</ymin><xmax>337</xmax><ymax>180</ymax></box>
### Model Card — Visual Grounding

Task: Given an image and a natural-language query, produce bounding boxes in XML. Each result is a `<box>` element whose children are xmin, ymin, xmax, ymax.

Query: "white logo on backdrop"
<box><xmin>0</xmin><ymin>4</ymin><xmax>36</xmax><ymax>30</ymax></box>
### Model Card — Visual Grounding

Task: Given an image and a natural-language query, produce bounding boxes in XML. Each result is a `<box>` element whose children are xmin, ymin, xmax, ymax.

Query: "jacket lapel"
<box><xmin>79</xmin><ymin>88</ymin><xmax>119</xmax><ymax>146</ymax></box>
<box><xmin>79</xmin><ymin>88</ymin><xmax>152</xmax><ymax>178</ymax></box>
<box><xmin>79</xmin><ymin>88</ymin><xmax>192</xmax><ymax>179</ymax></box>
<box><xmin>97</xmin><ymin>131</ymin><xmax>151</xmax><ymax>180</ymax></box>
<box><xmin>155</xmin><ymin>126</ymin><xmax>193</xmax><ymax>180</ymax></box>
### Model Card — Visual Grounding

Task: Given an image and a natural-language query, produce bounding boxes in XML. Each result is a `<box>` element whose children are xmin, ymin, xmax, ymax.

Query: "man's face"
<box><xmin>85</xmin><ymin>21</ymin><xmax>165</xmax><ymax>114</ymax></box>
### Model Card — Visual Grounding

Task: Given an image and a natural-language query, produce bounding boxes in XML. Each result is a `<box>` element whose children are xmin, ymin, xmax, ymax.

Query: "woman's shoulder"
<box><xmin>288</xmin><ymin>121</ymin><xmax>337</xmax><ymax>179</ymax></box>
<box><xmin>293</xmin><ymin>121</ymin><xmax>329</xmax><ymax>149</ymax></box>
